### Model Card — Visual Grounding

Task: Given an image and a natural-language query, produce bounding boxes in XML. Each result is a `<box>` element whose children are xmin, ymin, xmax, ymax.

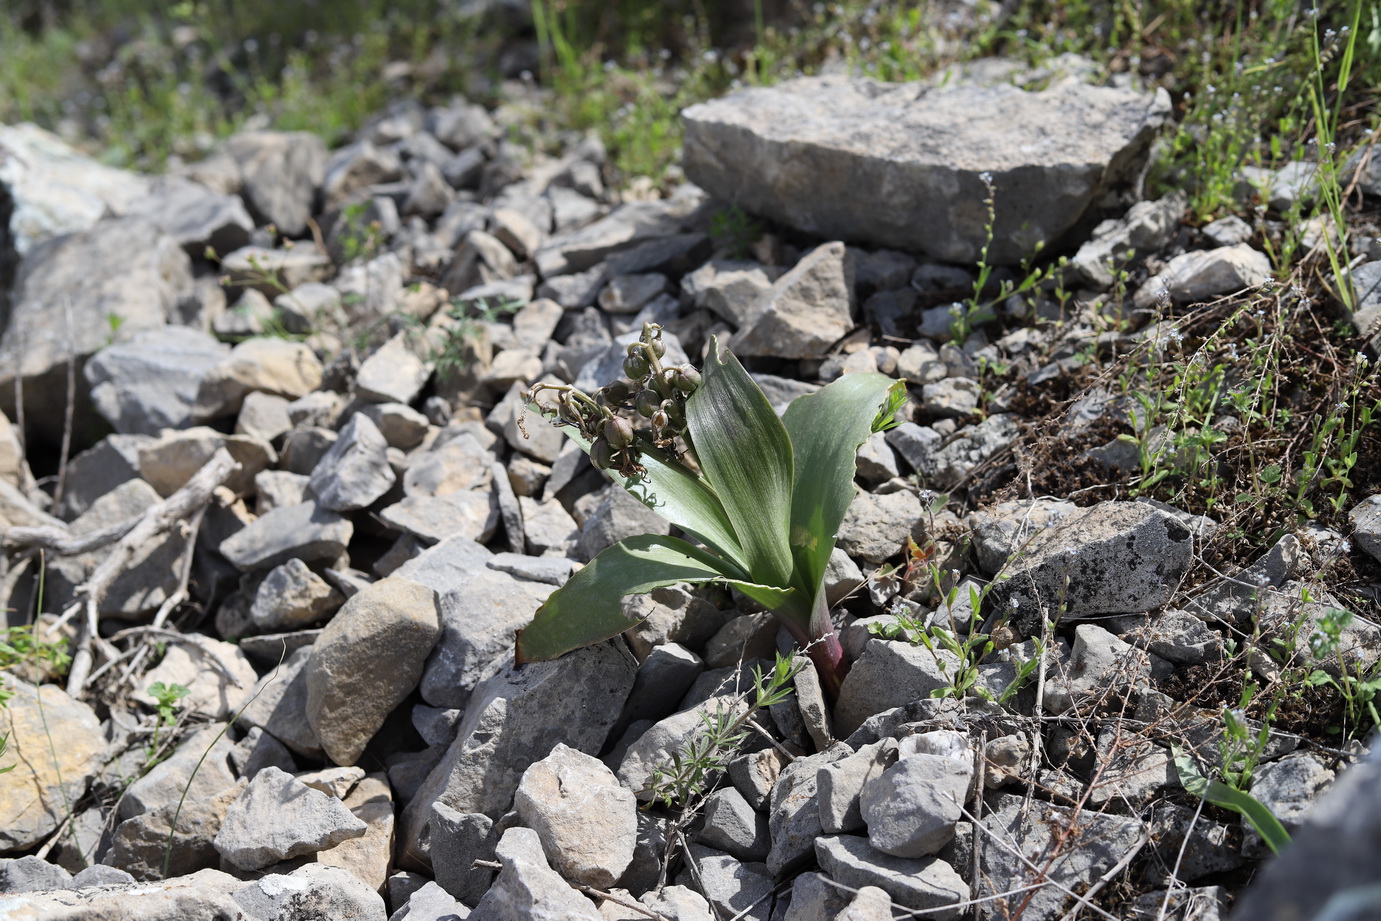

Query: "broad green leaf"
<box><xmin>686</xmin><ymin>339</ymin><xmax>795</xmax><ymax>589</ymax></box>
<box><xmin>514</xmin><ymin>534</ymin><xmax>793</xmax><ymax>663</ymax></box>
<box><xmin>1172</xmin><ymin>745</ymin><xmax>1292</xmax><ymax>855</ymax></box>
<box><xmin>560</xmin><ymin>422</ymin><xmax>748</xmax><ymax>570</ymax></box>
<box><xmin>783</xmin><ymin>373</ymin><xmax>905</xmax><ymax>602</ymax></box>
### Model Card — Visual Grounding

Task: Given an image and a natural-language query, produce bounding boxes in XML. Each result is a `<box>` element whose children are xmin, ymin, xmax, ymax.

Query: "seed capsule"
<box><xmin>603</xmin><ymin>416</ymin><xmax>634</xmax><ymax>449</ymax></box>
<box><xmin>636</xmin><ymin>389</ymin><xmax>661</xmax><ymax>418</ymax></box>
<box><xmin>648</xmin><ymin>336</ymin><xmax>666</xmax><ymax>358</ymax></box>
<box><xmin>601</xmin><ymin>380</ymin><xmax>633</xmax><ymax>404</ymax></box>
<box><xmin>675</xmin><ymin>366</ymin><xmax>702</xmax><ymax>393</ymax></box>
<box><xmin>623</xmin><ymin>352</ymin><xmax>649</xmax><ymax>379</ymax></box>
<box><xmin>590</xmin><ymin>437</ymin><xmax>615</xmax><ymax>470</ymax></box>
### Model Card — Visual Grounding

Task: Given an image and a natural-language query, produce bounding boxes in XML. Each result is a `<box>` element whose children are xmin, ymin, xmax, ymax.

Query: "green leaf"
<box><xmin>514</xmin><ymin>534</ymin><xmax>794</xmax><ymax>663</ymax></box>
<box><xmin>685</xmin><ymin>338</ymin><xmax>795</xmax><ymax>588</ymax></box>
<box><xmin>1172</xmin><ymin>745</ymin><xmax>1292</xmax><ymax>855</ymax></box>
<box><xmin>782</xmin><ymin>373</ymin><xmax>905</xmax><ymax>603</ymax></box>
<box><xmin>561</xmin><ymin>423</ymin><xmax>749</xmax><ymax>571</ymax></box>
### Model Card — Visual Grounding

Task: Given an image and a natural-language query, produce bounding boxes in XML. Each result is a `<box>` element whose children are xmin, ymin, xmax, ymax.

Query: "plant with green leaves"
<box><xmin>145</xmin><ymin>680</ymin><xmax>189</xmax><ymax>768</ymax></box>
<box><xmin>516</xmin><ymin>323</ymin><xmax>906</xmax><ymax>695</ymax></box>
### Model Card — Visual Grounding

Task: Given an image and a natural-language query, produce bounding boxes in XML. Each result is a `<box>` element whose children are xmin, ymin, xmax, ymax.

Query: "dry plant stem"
<box><xmin>53</xmin><ymin>297</ymin><xmax>76</xmax><ymax>507</ymax></box>
<box><xmin>955</xmin><ymin>801</ymin><xmax>1122</xmax><ymax>921</ymax></box>
<box><xmin>1058</xmin><ymin>829</ymin><xmax>1148</xmax><ymax>921</ymax></box>
<box><xmin>571</xmin><ymin>883</ymin><xmax>672</xmax><ymax>921</ymax></box>
<box><xmin>970</xmin><ymin>729</ymin><xmax>987</xmax><ymax>921</ymax></box>
<box><xmin>57</xmin><ymin>449</ymin><xmax>239</xmax><ymax>698</ymax></box>
<box><xmin>1157</xmin><ymin>796</ymin><xmax>1208</xmax><ymax>921</ymax></box>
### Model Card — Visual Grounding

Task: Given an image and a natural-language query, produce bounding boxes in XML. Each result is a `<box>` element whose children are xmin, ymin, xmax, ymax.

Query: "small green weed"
<box><xmin>645</xmin><ymin>652</ymin><xmax>802</xmax><ymax>809</ymax></box>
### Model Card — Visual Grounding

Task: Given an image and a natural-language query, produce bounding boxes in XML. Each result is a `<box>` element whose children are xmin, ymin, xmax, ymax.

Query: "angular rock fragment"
<box><xmin>214</xmin><ymin>766</ymin><xmax>368</xmax><ymax>871</ymax></box>
<box><xmin>683</xmin><ymin>76</ymin><xmax>1170</xmax><ymax>264</ymax></box>
<box><xmin>306</xmin><ymin>577</ymin><xmax>441</xmax><ymax>765</ymax></box>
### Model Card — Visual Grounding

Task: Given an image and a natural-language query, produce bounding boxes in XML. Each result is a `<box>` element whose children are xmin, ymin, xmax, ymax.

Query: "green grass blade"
<box><xmin>782</xmin><ymin>373</ymin><xmax>906</xmax><ymax>600</ymax></box>
<box><xmin>1172</xmin><ymin>744</ymin><xmax>1292</xmax><ymax>855</ymax></box>
<box><xmin>550</xmin><ymin>416</ymin><xmax>749</xmax><ymax>572</ymax></box>
<box><xmin>685</xmin><ymin>338</ymin><xmax>795</xmax><ymax>588</ymax></box>
<box><xmin>514</xmin><ymin>534</ymin><xmax>793</xmax><ymax>663</ymax></box>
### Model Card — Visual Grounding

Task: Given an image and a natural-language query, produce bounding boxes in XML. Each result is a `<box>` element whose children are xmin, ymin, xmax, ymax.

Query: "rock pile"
<box><xmin>1</xmin><ymin>62</ymin><xmax>1379</xmax><ymax>921</ymax></box>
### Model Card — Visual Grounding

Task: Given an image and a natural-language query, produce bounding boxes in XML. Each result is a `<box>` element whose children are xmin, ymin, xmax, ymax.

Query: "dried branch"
<box><xmin>60</xmin><ymin>448</ymin><xmax>239</xmax><ymax>698</ymax></box>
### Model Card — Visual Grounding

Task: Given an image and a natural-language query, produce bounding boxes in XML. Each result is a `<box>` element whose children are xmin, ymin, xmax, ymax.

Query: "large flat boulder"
<box><xmin>683</xmin><ymin>76</ymin><xmax>1170</xmax><ymax>265</ymax></box>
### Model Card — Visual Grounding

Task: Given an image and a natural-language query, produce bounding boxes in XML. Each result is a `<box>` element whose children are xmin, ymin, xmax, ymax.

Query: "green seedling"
<box><xmin>1173</xmin><ymin>744</ymin><xmax>1292</xmax><ymax>855</ymax></box>
<box><xmin>516</xmin><ymin>323</ymin><xmax>906</xmax><ymax>696</ymax></box>
<box><xmin>145</xmin><ymin>681</ymin><xmax>189</xmax><ymax>767</ymax></box>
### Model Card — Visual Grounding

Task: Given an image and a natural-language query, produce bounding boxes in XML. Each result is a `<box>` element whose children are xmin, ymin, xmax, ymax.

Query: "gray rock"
<box><xmin>307</xmin><ymin>577</ymin><xmax>441</xmax><ymax>766</ymax></box>
<box><xmin>128</xmin><ymin>174</ymin><xmax>254</xmax><ymax>256</ymax></box>
<box><xmin>46</xmin><ymin>477</ymin><xmax>190</xmax><ymax>617</ymax></box>
<box><xmin>533</xmin><ymin>191</ymin><xmax>704</xmax><ymax>277</ymax></box>
<box><xmin>238</xmin><ymin>391</ymin><xmax>294</xmax><ymax>444</ymax></box>
<box><xmin>833</xmin><ymin>639</ymin><xmax>959</xmax><ymax>738</ymax></box>
<box><xmin>785</xmin><ymin>871</ymin><xmax>851</xmax><ymax>921</ymax></box>
<box><xmin>731</xmin><ymin>241</ymin><xmax>855</xmax><ymax>359</ymax></box>
<box><xmin>1</xmin><ymin>868</ymin><xmax>247</xmax><ymax>918</ymax></box>
<box><xmin>513</xmin><ymin>743</ymin><xmax>637</xmax><ymax>888</ymax></box>
<box><xmin>1350</xmin><ymin>493</ymin><xmax>1381</xmax><ymax>563</ymax></box>
<box><xmin>322</xmin><ymin>141</ymin><xmax>404</xmax><ymax>210</ymax></box>
<box><xmin>537</xmin><ymin>262</ymin><xmax>608</xmax><ymax>309</ymax></box>
<box><xmin>1182</xmin><ymin>533</ymin><xmax>1302</xmax><ymax>625</ymax></box>
<box><xmin>231</xmin><ymin>726</ymin><xmax>297</xmax><ymax>778</ymax></box>
<box><xmin>768</xmin><ymin>744</ymin><xmax>852</xmax><ymax>875</ymax></box>
<box><xmin>835</xmin><ymin>886</ymin><xmax>896</xmax><ymax>921</ymax></box>
<box><xmin>623</xmin><ymin>586</ymin><xmax>729</xmax><ymax>661</ymax></box>
<box><xmin>614</xmin><ymin>642</ymin><xmax>705</xmax><ymax>734</ymax></box>
<box><xmin>987</xmin><ymin>500</ymin><xmax>1195</xmax><ymax>638</ymax></box>
<box><xmin>391</xmin><ymin>880</ymin><xmax>470</xmax><ymax>921</ymax></box>
<box><xmin>860</xmin><ymin>731</ymin><xmax>973</xmax><ymax>858</ymax></box>
<box><xmin>683</xmin><ymin>76</ymin><xmax>1169</xmax><ymax>265</ymax></box>
<box><xmin>360</xmin><ymin>402</ymin><xmax>431</xmax><ymax>451</ymax></box>
<box><xmin>814</xmin><ymin>835</ymin><xmax>967</xmax><ymax>921</ymax></box>
<box><xmin>1105</xmin><ymin>609</ymin><xmax>1222</xmax><ymax>664</ymax></box>
<box><xmin>1072</xmin><ymin>192</ymin><xmax>1186</xmax><ymax>290</ymax></box>
<box><xmin>921</xmin><ymin>378</ymin><xmax>981</xmax><ymax>417</ymax></box>
<box><xmin>222</xmin><ymin>130</ymin><xmax>329</xmax><ymax>237</ymax></box>
<box><xmin>70</xmin><ymin>864</ymin><xmax>136</xmax><ymax>888</ymax></box>
<box><xmin>965</xmin><ymin>498</ymin><xmax>1079</xmax><ymax>575</ymax></box>
<box><xmin>0</xmin><ymin>123</ymin><xmax>150</xmax><ymax>256</ymax></box>
<box><xmin>817</xmin><ymin>740</ymin><xmax>897</xmax><ymax>835</ymax></box>
<box><xmin>0</xmin><ymin>218</ymin><xmax>194</xmax><ymax>441</ymax></box>
<box><xmin>916</xmin><ymin>414</ymin><xmax>1020</xmax><ymax>488</ymax></box>
<box><xmin>276</xmin><ymin>281</ymin><xmax>344</xmax><ymax>332</ymax></box>
<box><xmin>573</xmin><ymin>484</ymin><xmax>672</xmax><ymax>563</ymax></box>
<box><xmin>973</xmin><ymin>795</ymin><xmax>1141</xmax><ymax>921</ymax></box>
<box><xmin>129</xmin><ymin>634</ymin><xmax>257</xmax><ymax>721</ymax></box>
<box><xmin>400</xmin><ymin>642</ymin><xmax>637</xmax><ymax>870</ymax></box>
<box><xmin>430</xmin><ymin>101</ymin><xmax>498</xmax><ymax>150</ymax></box>
<box><xmin>402</xmin><ymin>557</ymin><xmax>554</xmax><ymax>709</ymax></box>
<box><xmin>309</xmin><ymin>412</ymin><xmax>397</xmax><ymax>511</ymax></box>
<box><xmin>0</xmin><ymin>679</ymin><xmax>107</xmax><ymax>851</ymax></box>
<box><xmin>468</xmin><ymin>826</ymin><xmax>603</xmax><ymax>920</ymax></box>
<box><xmin>598</xmin><ymin>272</ymin><xmax>668</xmax><ymax>314</ymax></box>
<box><xmin>1241</xmin><ymin>752</ymin><xmax>1334</xmax><ymax>857</ymax></box>
<box><xmin>357</xmin><ymin>332</ymin><xmax>435</xmax><ymax>405</ymax></box>
<box><xmin>698</xmin><ymin>786</ymin><xmax>770</xmax><ymax>862</ymax></box>
<box><xmin>85</xmin><ymin>327</ymin><xmax>231</xmax><ymax>436</ymax></box>
<box><xmin>234</xmin><ymin>863</ymin><xmax>387</xmax><ymax>920</ymax></box>
<box><xmin>836</xmin><ymin>489</ymin><xmax>922</xmax><ymax>564</ymax></box>
<box><xmin>682</xmin><ymin>258</ymin><xmax>777</xmax><ymax>326</ymax></box>
<box><xmin>678</xmin><ymin>844</ymin><xmax>775</xmax><ymax>921</ymax></box>
<box><xmin>237</xmin><ymin>645</ymin><xmax>326</xmax><ymax>759</ymax></box>
<box><xmin>1088</xmin><ymin>728</ymin><xmax>1174</xmax><ymax>807</ymax></box>
<box><xmin>854</xmin><ymin>430</ymin><xmax>900</xmax><ymax>486</ymax></box>
<box><xmin>0</xmin><ymin>855</ymin><xmax>72</xmax><ymax>892</ymax></box>
<box><xmin>1134</xmin><ymin>243</ymin><xmax>1272</xmax><ymax>309</ymax></box>
<box><xmin>195</xmin><ymin>337</ymin><xmax>325</xmax><ymax>420</ymax></box>
<box><xmin>430</xmin><ymin>804</ymin><xmax>497</xmax><ymax>905</ymax></box>
<box><xmin>251</xmin><ymin>558</ymin><xmax>344</xmax><ymax>631</ymax></box>
<box><xmin>109</xmin><ymin>780</ymin><xmax>243</xmax><ymax>880</ymax></box>
<box><xmin>219</xmin><ymin>500</ymin><xmax>353</xmax><ymax>571</ymax></box>
<box><xmin>215</xmin><ymin>766</ymin><xmax>368</xmax><ymax>871</ymax></box>
<box><xmin>1043</xmin><ymin>624</ymin><xmax>1153</xmax><ymax>715</ymax></box>
<box><xmin>518</xmin><ymin>496</ymin><xmax>579</xmax><ymax>555</ymax></box>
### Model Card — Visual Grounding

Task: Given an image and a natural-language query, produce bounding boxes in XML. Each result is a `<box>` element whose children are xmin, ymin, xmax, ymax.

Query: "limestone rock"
<box><xmin>683</xmin><ymin>76</ymin><xmax>1169</xmax><ymax>265</ymax></box>
<box><xmin>306</xmin><ymin>578</ymin><xmax>441</xmax><ymax>766</ymax></box>
<box><xmin>214</xmin><ymin>766</ymin><xmax>368</xmax><ymax>871</ymax></box>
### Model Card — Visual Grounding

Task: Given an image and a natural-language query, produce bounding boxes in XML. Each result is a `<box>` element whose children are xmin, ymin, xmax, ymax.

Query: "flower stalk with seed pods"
<box><xmin>519</xmin><ymin>323</ymin><xmax>906</xmax><ymax>697</ymax></box>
